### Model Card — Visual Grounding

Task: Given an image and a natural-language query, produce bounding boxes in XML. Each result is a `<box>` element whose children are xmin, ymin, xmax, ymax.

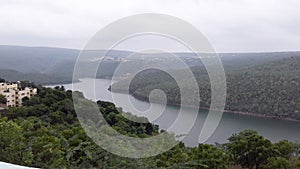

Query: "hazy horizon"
<box><xmin>1</xmin><ymin>44</ymin><xmax>300</xmax><ymax>54</ymax></box>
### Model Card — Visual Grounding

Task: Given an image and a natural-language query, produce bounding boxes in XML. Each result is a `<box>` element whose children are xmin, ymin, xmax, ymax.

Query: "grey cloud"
<box><xmin>0</xmin><ymin>0</ymin><xmax>299</xmax><ymax>52</ymax></box>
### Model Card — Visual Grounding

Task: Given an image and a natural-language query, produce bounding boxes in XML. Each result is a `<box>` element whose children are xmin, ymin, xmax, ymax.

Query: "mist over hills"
<box><xmin>0</xmin><ymin>45</ymin><xmax>299</xmax><ymax>84</ymax></box>
<box><xmin>0</xmin><ymin>45</ymin><xmax>78</xmax><ymax>73</ymax></box>
<box><xmin>0</xmin><ymin>46</ymin><xmax>129</xmax><ymax>84</ymax></box>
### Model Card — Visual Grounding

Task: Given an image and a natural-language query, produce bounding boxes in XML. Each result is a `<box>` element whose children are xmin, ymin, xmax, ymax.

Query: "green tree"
<box><xmin>156</xmin><ymin>142</ymin><xmax>190</xmax><ymax>168</ymax></box>
<box><xmin>21</xmin><ymin>96</ymin><xmax>29</xmax><ymax>102</ymax></box>
<box><xmin>273</xmin><ymin>140</ymin><xmax>294</xmax><ymax>159</ymax></box>
<box><xmin>262</xmin><ymin>157</ymin><xmax>290</xmax><ymax>169</ymax></box>
<box><xmin>0</xmin><ymin>119</ymin><xmax>33</xmax><ymax>166</ymax></box>
<box><xmin>188</xmin><ymin>144</ymin><xmax>230</xmax><ymax>169</ymax></box>
<box><xmin>0</xmin><ymin>94</ymin><xmax>7</xmax><ymax>104</ymax></box>
<box><xmin>295</xmin><ymin>159</ymin><xmax>300</xmax><ymax>169</ymax></box>
<box><xmin>227</xmin><ymin>130</ymin><xmax>275</xmax><ymax>169</ymax></box>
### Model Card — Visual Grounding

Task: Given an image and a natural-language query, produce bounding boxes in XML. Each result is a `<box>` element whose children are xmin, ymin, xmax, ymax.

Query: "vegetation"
<box><xmin>0</xmin><ymin>81</ymin><xmax>299</xmax><ymax>168</ymax></box>
<box><xmin>0</xmin><ymin>69</ymin><xmax>73</xmax><ymax>85</ymax></box>
<box><xmin>111</xmin><ymin>56</ymin><xmax>300</xmax><ymax>121</ymax></box>
<box><xmin>0</xmin><ymin>94</ymin><xmax>6</xmax><ymax>104</ymax></box>
<box><xmin>1</xmin><ymin>45</ymin><xmax>298</xmax><ymax>85</ymax></box>
<box><xmin>0</xmin><ymin>77</ymin><xmax>5</xmax><ymax>83</ymax></box>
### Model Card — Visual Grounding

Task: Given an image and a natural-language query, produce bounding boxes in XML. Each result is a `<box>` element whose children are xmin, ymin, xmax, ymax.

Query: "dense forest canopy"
<box><xmin>112</xmin><ymin>56</ymin><xmax>300</xmax><ymax>121</ymax></box>
<box><xmin>0</xmin><ymin>50</ymin><xmax>300</xmax><ymax>168</ymax></box>
<box><xmin>0</xmin><ymin>79</ymin><xmax>300</xmax><ymax>168</ymax></box>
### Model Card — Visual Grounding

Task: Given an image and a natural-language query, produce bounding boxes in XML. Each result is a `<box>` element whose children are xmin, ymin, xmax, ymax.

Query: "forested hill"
<box><xmin>226</xmin><ymin>56</ymin><xmax>300</xmax><ymax>119</ymax></box>
<box><xmin>0</xmin><ymin>45</ymin><xmax>299</xmax><ymax>85</ymax></box>
<box><xmin>111</xmin><ymin>56</ymin><xmax>300</xmax><ymax>121</ymax></box>
<box><xmin>1</xmin><ymin>81</ymin><xmax>300</xmax><ymax>168</ymax></box>
<box><xmin>0</xmin><ymin>69</ymin><xmax>74</xmax><ymax>85</ymax></box>
<box><xmin>0</xmin><ymin>46</ymin><xmax>130</xmax><ymax>84</ymax></box>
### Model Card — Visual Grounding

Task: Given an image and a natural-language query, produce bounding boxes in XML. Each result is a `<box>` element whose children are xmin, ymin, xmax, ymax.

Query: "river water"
<box><xmin>47</xmin><ymin>78</ymin><xmax>300</xmax><ymax>147</ymax></box>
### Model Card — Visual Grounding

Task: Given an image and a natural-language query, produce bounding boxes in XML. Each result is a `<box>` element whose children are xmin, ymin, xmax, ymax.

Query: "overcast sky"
<box><xmin>0</xmin><ymin>0</ymin><xmax>299</xmax><ymax>52</ymax></box>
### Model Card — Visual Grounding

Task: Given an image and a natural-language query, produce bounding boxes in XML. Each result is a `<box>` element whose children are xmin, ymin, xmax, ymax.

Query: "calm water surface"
<box><xmin>47</xmin><ymin>78</ymin><xmax>300</xmax><ymax>147</ymax></box>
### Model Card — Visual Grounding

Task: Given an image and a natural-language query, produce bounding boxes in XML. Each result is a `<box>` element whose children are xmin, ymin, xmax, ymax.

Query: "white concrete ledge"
<box><xmin>0</xmin><ymin>162</ymin><xmax>39</xmax><ymax>169</ymax></box>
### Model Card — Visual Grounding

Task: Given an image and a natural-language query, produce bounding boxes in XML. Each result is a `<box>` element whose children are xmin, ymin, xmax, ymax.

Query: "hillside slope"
<box><xmin>1</xmin><ymin>45</ymin><xmax>299</xmax><ymax>85</ymax></box>
<box><xmin>111</xmin><ymin>56</ymin><xmax>300</xmax><ymax>120</ymax></box>
<box><xmin>0</xmin><ymin>69</ymin><xmax>72</xmax><ymax>85</ymax></box>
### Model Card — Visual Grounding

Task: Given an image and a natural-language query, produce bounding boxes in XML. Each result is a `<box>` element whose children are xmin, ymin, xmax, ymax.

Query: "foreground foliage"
<box><xmin>0</xmin><ymin>85</ymin><xmax>300</xmax><ymax>168</ymax></box>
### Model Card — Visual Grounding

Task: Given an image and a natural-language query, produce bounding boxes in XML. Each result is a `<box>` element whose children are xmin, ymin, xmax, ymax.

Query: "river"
<box><xmin>47</xmin><ymin>78</ymin><xmax>300</xmax><ymax>147</ymax></box>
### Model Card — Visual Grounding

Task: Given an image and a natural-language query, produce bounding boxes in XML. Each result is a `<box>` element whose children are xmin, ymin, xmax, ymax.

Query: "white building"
<box><xmin>0</xmin><ymin>82</ymin><xmax>37</xmax><ymax>107</ymax></box>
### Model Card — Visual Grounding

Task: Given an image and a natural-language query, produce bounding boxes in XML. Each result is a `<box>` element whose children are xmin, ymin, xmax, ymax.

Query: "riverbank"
<box><xmin>46</xmin><ymin>78</ymin><xmax>300</xmax><ymax>145</ymax></box>
<box><xmin>111</xmin><ymin>89</ymin><xmax>300</xmax><ymax>123</ymax></box>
